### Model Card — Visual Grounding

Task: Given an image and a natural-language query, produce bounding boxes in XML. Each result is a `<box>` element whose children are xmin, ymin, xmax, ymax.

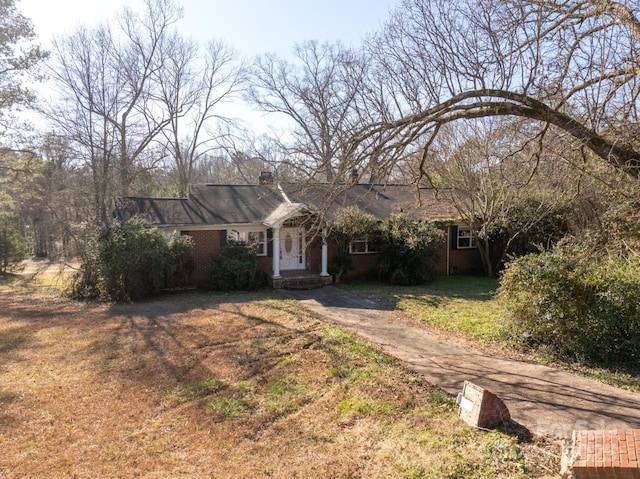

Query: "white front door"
<box><xmin>279</xmin><ymin>228</ymin><xmax>305</xmax><ymax>270</ymax></box>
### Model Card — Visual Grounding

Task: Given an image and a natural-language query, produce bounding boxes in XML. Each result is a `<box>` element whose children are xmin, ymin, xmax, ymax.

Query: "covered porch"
<box><xmin>263</xmin><ymin>202</ymin><xmax>331</xmax><ymax>289</ymax></box>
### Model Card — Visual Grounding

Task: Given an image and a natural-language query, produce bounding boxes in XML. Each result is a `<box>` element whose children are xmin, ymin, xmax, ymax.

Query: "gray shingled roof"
<box><xmin>115</xmin><ymin>184</ymin><xmax>285</xmax><ymax>227</ymax></box>
<box><xmin>114</xmin><ymin>183</ymin><xmax>465</xmax><ymax>227</ymax></box>
<box><xmin>282</xmin><ymin>184</ymin><xmax>465</xmax><ymax>222</ymax></box>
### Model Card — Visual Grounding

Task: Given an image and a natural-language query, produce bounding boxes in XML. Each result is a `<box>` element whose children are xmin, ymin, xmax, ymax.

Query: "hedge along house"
<box><xmin>114</xmin><ymin>172</ymin><xmax>484</xmax><ymax>288</ymax></box>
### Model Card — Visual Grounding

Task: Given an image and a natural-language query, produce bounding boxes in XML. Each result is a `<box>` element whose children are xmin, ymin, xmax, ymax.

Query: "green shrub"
<box><xmin>378</xmin><ymin>214</ymin><xmax>445</xmax><ymax>285</ymax></box>
<box><xmin>331</xmin><ymin>208</ymin><xmax>445</xmax><ymax>285</ymax></box>
<box><xmin>329</xmin><ymin>232</ymin><xmax>354</xmax><ymax>282</ymax></box>
<box><xmin>331</xmin><ymin>206</ymin><xmax>378</xmax><ymax>282</ymax></box>
<box><xmin>68</xmin><ymin>236</ymin><xmax>103</xmax><ymax>299</ymax></box>
<box><xmin>69</xmin><ymin>218</ymin><xmax>194</xmax><ymax>301</ymax></box>
<box><xmin>333</xmin><ymin>206</ymin><xmax>379</xmax><ymax>238</ymax></box>
<box><xmin>499</xmin><ymin>242</ymin><xmax>640</xmax><ymax>366</ymax></box>
<box><xmin>166</xmin><ymin>235</ymin><xmax>195</xmax><ymax>288</ymax></box>
<box><xmin>98</xmin><ymin>218</ymin><xmax>170</xmax><ymax>301</ymax></box>
<box><xmin>207</xmin><ymin>241</ymin><xmax>261</xmax><ymax>291</ymax></box>
<box><xmin>483</xmin><ymin>194</ymin><xmax>575</xmax><ymax>270</ymax></box>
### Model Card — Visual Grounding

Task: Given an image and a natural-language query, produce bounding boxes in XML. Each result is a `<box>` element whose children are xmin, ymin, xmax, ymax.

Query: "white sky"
<box><xmin>19</xmin><ymin>0</ymin><xmax>398</xmax><ymax>57</ymax></box>
<box><xmin>18</xmin><ymin>0</ymin><xmax>399</xmax><ymax>134</ymax></box>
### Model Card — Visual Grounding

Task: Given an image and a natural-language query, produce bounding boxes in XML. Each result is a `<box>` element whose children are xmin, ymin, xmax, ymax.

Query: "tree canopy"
<box><xmin>0</xmin><ymin>0</ymin><xmax>45</xmax><ymax>128</ymax></box>
<box><xmin>349</xmin><ymin>0</ymin><xmax>640</xmax><ymax>180</ymax></box>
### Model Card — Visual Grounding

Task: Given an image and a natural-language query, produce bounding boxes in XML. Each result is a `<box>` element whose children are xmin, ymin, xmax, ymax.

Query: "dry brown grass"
<box><xmin>0</xmin><ymin>277</ymin><xmax>559</xmax><ymax>478</ymax></box>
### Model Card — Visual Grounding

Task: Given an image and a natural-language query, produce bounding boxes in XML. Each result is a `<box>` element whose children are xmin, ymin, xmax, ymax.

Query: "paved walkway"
<box><xmin>285</xmin><ymin>286</ymin><xmax>640</xmax><ymax>439</ymax></box>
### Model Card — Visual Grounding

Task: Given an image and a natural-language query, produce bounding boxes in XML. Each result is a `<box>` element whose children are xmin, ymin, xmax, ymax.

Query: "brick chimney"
<box><xmin>259</xmin><ymin>171</ymin><xmax>274</xmax><ymax>185</ymax></box>
<box><xmin>348</xmin><ymin>168</ymin><xmax>359</xmax><ymax>186</ymax></box>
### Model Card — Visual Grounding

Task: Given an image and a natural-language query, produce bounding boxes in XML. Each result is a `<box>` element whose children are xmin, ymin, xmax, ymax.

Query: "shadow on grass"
<box><xmin>0</xmin><ymin>280</ymin><xmax>319</xmax><ymax>406</ymax></box>
<box><xmin>83</xmin><ymin>289</ymin><xmax>327</xmax><ymax>406</ymax></box>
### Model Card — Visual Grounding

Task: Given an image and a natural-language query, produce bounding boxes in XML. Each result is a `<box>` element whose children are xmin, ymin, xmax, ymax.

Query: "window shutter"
<box><xmin>267</xmin><ymin>229</ymin><xmax>273</xmax><ymax>257</ymax></box>
<box><xmin>450</xmin><ymin>225</ymin><xmax>458</xmax><ymax>250</ymax></box>
<box><xmin>220</xmin><ymin>230</ymin><xmax>227</xmax><ymax>246</ymax></box>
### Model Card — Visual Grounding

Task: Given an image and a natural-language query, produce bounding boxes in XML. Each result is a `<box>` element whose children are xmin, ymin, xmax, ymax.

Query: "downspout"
<box><xmin>447</xmin><ymin>225</ymin><xmax>451</xmax><ymax>276</ymax></box>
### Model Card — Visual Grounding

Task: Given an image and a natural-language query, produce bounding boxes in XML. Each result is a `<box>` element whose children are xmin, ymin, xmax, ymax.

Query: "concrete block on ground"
<box><xmin>456</xmin><ymin>380</ymin><xmax>511</xmax><ymax>429</ymax></box>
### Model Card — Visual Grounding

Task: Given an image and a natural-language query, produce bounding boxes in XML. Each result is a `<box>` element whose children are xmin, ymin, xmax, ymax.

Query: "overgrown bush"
<box><xmin>378</xmin><ymin>214</ymin><xmax>445</xmax><ymax>285</ymax></box>
<box><xmin>331</xmin><ymin>206</ymin><xmax>379</xmax><ymax>282</ymax></box>
<box><xmin>70</xmin><ymin>218</ymin><xmax>194</xmax><ymax>301</ymax></box>
<box><xmin>331</xmin><ymin>207</ymin><xmax>445</xmax><ymax>285</ymax></box>
<box><xmin>68</xmin><ymin>236</ymin><xmax>103</xmax><ymax>299</ymax></box>
<box><xmin>166</xmin><ymin>235</ymin><xmax>195</xmax><ymax>289</ymax></box>
<box><xmin>99</xmin><ymin>218</ymin><xmax>169</xmax><ymax>301</ymax></box>
<box><xmin>480</xmin><ymin>193</ymin><xmax>576</xmax><ymax>275</ymax></box>
<box><xmin>329</xmin><ymin>232</ymin><xmax>354</xmax><ymax>283</ymax></box>
<box><xmin>499</xmin><ymin>209</ymin><xmax>640</xmax><ymax>367</ymax></box>
<box><xmin>207</xmin><ymin>241</ymin><xmax>261</xmax><ymax>291</ymax></box>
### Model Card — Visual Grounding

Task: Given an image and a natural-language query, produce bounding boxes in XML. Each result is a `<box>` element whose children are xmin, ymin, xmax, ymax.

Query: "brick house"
<box><xmin>115</xmin><ymin>174</ymin><xmax>484</xmax><ymax>287</ymax></box>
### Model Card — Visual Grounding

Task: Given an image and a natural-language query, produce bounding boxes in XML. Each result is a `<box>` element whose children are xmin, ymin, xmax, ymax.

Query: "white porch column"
<box><xmin>272</xmin><ymin>226</ymin><xmax>281</xmax><ymax>278</ymax></box>
<box><xmin>320</xmin><ymin>228</ymin><xmax>329</xmax><ymax>277</ymax></box>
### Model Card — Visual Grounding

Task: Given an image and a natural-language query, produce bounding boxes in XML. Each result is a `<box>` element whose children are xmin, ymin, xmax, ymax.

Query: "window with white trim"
<box><xmin>247</xmin><ymin>230</ymin><xmax>266</xmax><ymax>256</ymax></box>
<box><xmin>457</xmin><ymin>228</ymin><xmax>477</xmax><ymax>249</ymax></box>
<box><xmin>227</xmin><ymin>229</ymin><xmax>267</xmax><ymax>256</ymax></box>
<box><xmin>227</xmin><ymin>230</ymin><xmax>241</xmax><ymax>242</ymax></box>
<box><xmin>349</xmin><ymin>235</ymin><xmax>378</xmax><ymax>254</ymax></box>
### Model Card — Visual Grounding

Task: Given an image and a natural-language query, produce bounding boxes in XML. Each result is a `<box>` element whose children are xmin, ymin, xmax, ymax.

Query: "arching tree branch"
<box><xmin>353</xmin><ymin>89</ymin><xmax>640</xmax><ymax>178</ymax></box>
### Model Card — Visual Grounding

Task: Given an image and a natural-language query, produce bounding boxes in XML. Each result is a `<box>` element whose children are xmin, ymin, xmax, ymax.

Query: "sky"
<box><xmin>18</xmin><ymin>0</ymin><xmax>400</xmax><ymax>133</ymax></box>
<box><xmin>19</xmin><ymin>0</ymin><xmax>399</xmax><ymax>58</ymax></box>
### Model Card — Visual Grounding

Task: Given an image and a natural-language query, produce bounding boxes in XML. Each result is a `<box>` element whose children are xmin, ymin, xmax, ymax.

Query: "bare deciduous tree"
<box><xmin>157</xmin><ymin>38</ymin><xmax>246</xmax><ymax>196</ymax></box>
<box><xmin>46</xmin><ymin>0</ymin><xmax>182</xmax><ymax>222</ymax></box>
<box><xmin>353</xmin><ymin>0</ymin><xmax>640</xmax><ymax>180</ymax></box>
<box><xmin>248</xmin><ymin>40</ymin><xmax>367</xmax><ymax>183</ymax></box>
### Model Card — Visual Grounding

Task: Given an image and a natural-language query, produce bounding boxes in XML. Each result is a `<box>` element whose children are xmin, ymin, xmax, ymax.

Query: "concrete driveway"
<box><xmin>284</xmin><ymin>286</ymin><xmax>640</xmax><ymax>439</ymax></box>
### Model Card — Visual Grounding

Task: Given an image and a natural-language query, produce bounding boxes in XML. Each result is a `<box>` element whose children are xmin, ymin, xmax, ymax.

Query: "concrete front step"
<box><xmin>270</xmin><ymin>272</ymin><xmax>332</xmax><ymax>289</ymax></box>
<box><xmin>283</xmin><ymin>276</ymin><xmax>325</xmax><ymax>290</ymax></box>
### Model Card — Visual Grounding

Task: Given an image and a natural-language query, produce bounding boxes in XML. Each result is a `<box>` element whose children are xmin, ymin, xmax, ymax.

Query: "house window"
<box><xmin>227</xmin><ymin>230</ymin><xmax>241</xmax><ymax>242</ymax></box>
<box><xmin>227</xmin><ymin>229</ymin><xmax>267</xmax><ymax>256</ymax></box>
<box><xmin>350</xmin><ymin>235</ymin><xmax>377</xmax><ymax>254</ymax></box>
<box><xmin>457</xmin><ymin>228</ymin><xmax>477</xmax><ymax>249</ymax></box>
<box><xmin>247</xmin><ymin>231</ymin><xmax>266</xmax><ymax>256</ymax></box>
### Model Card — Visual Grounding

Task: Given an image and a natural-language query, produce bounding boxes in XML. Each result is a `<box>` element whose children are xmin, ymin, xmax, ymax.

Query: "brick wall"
<box><xmin>323</xmin><ymin>233</ymin><xmax>484</xmax><ymax>280</ymax></box>
<box><xmin>186</xmin><ymin>225</ymin><xmax>486</xmax><ymax>285</ymax></box>
<box><xmin>332</xmin><ymin>241</ymin><xmax>485</xmax><ymax>279</ymax></box>
<box><xmin>257</xmin><ymin>256</ymin><xmax>273</xmax><ymax>275</ymax></box>
<box><xmin>186</xmin><ymin>229</ymin><xmax>223</xmax><ymax>283</ymax></box>
<box><xmin>347</xmin><ymin>253</ymin><xmax>381</xmax><ymax>279</ymax></box>
<box><xmin>449</xmin><ymin>247</ymin><xmax>484</xmax><ymax>275</ymax></box>
<box><xmin>433</xmin><ymin>244</ymin><xmax>448</xmax><ymax>276</ymax></box>
<box><xmin>563</xmin><ymin>429</ymin><xmax>640</xmax><ymax>479</ymax></box>
<box><xmin>306</xmin><ymin>235</ymin><xmax>322</xmax><ymax>273</ymax></box>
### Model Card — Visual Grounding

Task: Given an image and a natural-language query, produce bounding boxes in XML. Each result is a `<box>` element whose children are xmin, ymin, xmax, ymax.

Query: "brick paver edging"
<box><xmin>562</xmin><ymin>429</ymin><xmax>640</xmax><ymax>479</ymax></box>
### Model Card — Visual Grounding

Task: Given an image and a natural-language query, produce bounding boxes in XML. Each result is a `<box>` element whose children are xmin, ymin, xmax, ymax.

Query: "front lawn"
<box><xmin>342</xmin><ymin>276</ymin><xmax>507</xmax><ymax>341</ymax></box>
<box><xmin>0</xmin><ymin>277</ymin><xmax>557</xmax><ymax>478</ymax></box>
